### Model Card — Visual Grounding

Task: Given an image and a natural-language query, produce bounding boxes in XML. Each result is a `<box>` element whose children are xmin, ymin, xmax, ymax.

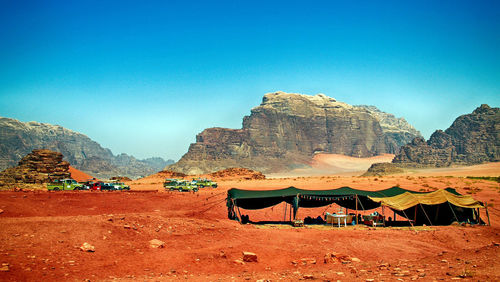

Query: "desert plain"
<box><xmin>0</xmin><ymin>159</ymin><xmax>499</xmax><ymax>281</ymax></box>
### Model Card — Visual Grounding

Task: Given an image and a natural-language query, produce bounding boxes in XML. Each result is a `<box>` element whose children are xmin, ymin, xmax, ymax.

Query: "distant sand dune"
<box><xmin>406</xmin><ymin>162</ymin><xmax>500</xmax><ymax>177</ymax></box>
<box><xmin>267</xmin><ymin>153</ymin><xmax>395</xmax><ymax>178</ymax></box>
<box><xmin>267</xmin><ymin>154</ymin><xmax>500</xmax><ymax>178</ymax></box>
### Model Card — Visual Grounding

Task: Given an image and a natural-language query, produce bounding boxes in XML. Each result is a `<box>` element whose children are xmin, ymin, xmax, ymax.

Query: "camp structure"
<box><xmin>226</xmin><ymin>186</ymin><xmax>486</xmax><ymax>226</ymax></box>
<box><xmin>369</xmin><ymin>189</ymin><xmax>485</xmax><ymax>225</ymax></box>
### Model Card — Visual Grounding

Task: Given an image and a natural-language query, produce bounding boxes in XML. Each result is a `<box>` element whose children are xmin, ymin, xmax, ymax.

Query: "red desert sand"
<box><xmin>0</xmin><ymin>161</ymin><xmax>499</xmax><ymax>281</ymax></box>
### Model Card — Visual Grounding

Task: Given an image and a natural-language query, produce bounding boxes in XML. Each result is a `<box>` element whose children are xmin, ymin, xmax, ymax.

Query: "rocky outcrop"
<box><xmin>209</xmin><ymin>168</ymin><xmax>266</xmax><ymax>180</ymax></box>
<box><xmin>0</xmin><ymin>149</ymin><xmax>70</xmax><ymax>188</ymax></box>
<box><xmin>355</xmin><ymin>105</ymin><xmax>422</xmax><ymax>153</ymax></box>
<box><xmin>0</xmin><ymin>117</ymin><xmax>172</xmax><ymax>179</ymax></box>
<box><xmin>362</xmin><ymin>163</ymin><xmax>405</xmax><ymax>176</ymax></box>
<box><xmin>392</xmin><ymin>104</ymin><xmax>499</xmax><ymax>167</ymax></box>
<box><xmin>168</xmin><ymin>92</ymin><xmax>422</xmax><ymax>174</ymax></box>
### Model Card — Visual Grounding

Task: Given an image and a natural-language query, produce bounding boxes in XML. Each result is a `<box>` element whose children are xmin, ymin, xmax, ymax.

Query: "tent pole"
<box><xmin>475</xmin><ymin>208</ymin><xmax>479</xmax><ymax>223</ymax></box>
<box><xmin>419</xmin><ymin>203</ymin><xmax>433</xmax><ymax>226</ymax></box>
<box><xmin>283</xmin><ymin>202</ymin><xmax>287</xmax><ymax>222</ymax></box>
<box><xmin>485</xmin><ymin>202</ymin><xmax>491</xmax><ymax>226</ymax></box>
<box><xmin>382</xmin><ymin>205</ymin><xmax>386</xmax><ymax>227</ymax></box>
<box><xmin>414</xmin><ymin>205</ymin><xmax>417</xmax><ymax>223</ymax></box>
<box><xmin>401</xmin><ymin>208</ymin><xmax>417</xmax><ymax>234</ymax></box>
<box><xmin>236</xmin><ymin>206</ymin><xmax>243</xmax><ymax>223</ymax></box>
<box><xmin>355</xmin><ymin>194</ymin><xmax>358</xmax><ymax>225</ymax></box>
<box><xmin>355</xmin><ymin>195</ymin><xmax>358</xmax><ymax>224</ymax></box>
<box><xmin>289</xmin><ymin>203</ymin><xmax>292</xmax><ymax>221</ymax></box>
<box><xmin>447</xmin><ymin>202</ymin><xmax>460</xmax><ymax>224</ymax></box>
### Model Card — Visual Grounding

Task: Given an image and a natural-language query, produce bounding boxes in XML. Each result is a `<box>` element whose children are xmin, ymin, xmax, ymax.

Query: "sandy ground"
<box><xmin>0</xmin><ymin>163</ymin><xmax>499</xmax><ymax>281</ymax></box>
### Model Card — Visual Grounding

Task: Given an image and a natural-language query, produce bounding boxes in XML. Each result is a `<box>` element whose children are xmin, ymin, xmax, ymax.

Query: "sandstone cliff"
<box><xmin>0</xmin><ymin>149</ymin><xmax>71</xmax><ymax>188</ymax></box>
<box><xmin>168</xmin><ymin>92</ymin><xmax>422</xmax><ymax>174</ymax></box>
<box><xmin>0</xmin><ymin>117</ymin><xmax>172</xmax><ymax>179</ymax></box>
<box><xmin>355</xmin><ymin>105</ymin><xmax>421</xmax><ymax>153</ymax></box>
<box><xmin>392</xmin><ymin>104</ymin><xmax>499</xmax><ymax>167</ymax></box>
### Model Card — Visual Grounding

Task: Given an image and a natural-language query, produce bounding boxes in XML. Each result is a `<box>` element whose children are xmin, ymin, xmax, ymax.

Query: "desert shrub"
<box><xmin>466</xmin><ymin>176</ymin><xmax>500</xmax><ymax>183</ymax></box>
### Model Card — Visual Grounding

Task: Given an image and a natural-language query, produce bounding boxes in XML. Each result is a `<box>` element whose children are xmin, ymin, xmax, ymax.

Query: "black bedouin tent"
<box><xmin>226</xmin><ymin>186</ymin><xmax>485</xmax><ymax>225</ymax></box>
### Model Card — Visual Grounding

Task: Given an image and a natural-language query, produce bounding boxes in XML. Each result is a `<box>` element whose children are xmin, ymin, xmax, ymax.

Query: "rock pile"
<box><xmin>362</xmin><ymin>162</ymin><xmax>405</xmax><ymax>176</ymax></box>
<box><xmin>0</xmin><ymin>149</ymin><xmax>70</xmax><ymax>188</ymax></box>
<box><xmin>209</xmin><ymin>168</ymin><xmax>265</xmax><ymax>180</ymax></box>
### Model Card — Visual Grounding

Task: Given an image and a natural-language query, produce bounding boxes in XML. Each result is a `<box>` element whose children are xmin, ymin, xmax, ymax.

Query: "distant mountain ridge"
<box><xmin>167</xmin><ymin>91</ymin><xmax>422</xmax><ymax>174</ymax></box>
<box><xmin>392</xmin><ymin>104</ymin><xmax>499</xmax><ymax>167</ymax></box>
<box><xmin>0</xmin><ymin>117</ymin><xmax>174</xmax><ymax>179</ymax></box>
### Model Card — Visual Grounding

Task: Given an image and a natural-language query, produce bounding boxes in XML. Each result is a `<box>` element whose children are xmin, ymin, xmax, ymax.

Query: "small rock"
<box><xmin>219</xmin><ymin>251</ymin><xmax>227</xmax><ymax>258</ymax></box>
<box><xmin>492</xmin><ymin>242</ymin><xmax>499</xmax><ymax>246</ymax></box>
<box><xmin>351</xmin><ymin>257</ymin><xmax>361</xmax><ymax>262</ymax></box>
<box><xmin>366</xmin><ymin>279</ymin><xmax>375</xmax><ymax>282</ymax></box>
<box><xmin>149</xmin><ymin>239</ymin><xmax>165</xmax><ymax>248</ymax></box>
<box><xmin>303</xmin><ymin>274</ymin><xmax>314</xmax><ymax>279</ymax></box>
<box><xmin>79</xmin><ymin>242</ymin><xmax>95</xmax><ymax>252</ymax></box>
<box><xmin>124</xmin><ymin>224</ymin><xmax>131</xmax><ymax>229</ymax></box>
<box><xmin>242</xmin><ymin>251</ymin><xmax>257</xmax><ymax>262</ymax></box>
<box><xmin>300</xmin><ymin>258</ymin><xmax>316</xmax><ymax>265</ymax></box>
<box><xmin>0</xmin><ymin>263</ymin><xmax>9</xmax><ymax>272</ymax></box>
<box><xmin>233</xmin><ymin>259</ymin><xmax>245</xmax><ymax>265</ymax></box>
<box><xmin>0</xmin><ymin>209</ymin><xmax>3</xmax><ymax>214</ymax></box>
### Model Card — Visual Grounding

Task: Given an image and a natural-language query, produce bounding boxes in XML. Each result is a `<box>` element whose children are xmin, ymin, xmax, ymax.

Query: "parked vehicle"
<box><xmin>164</xmin><ymin>179</ymin><xmax>198</xmax><ymax>192</ymax></box>
<box><xmin>101</xmin><ymin>183</ymin><xmax>117</xmax><ymax>191</ymax></box>
<box><xmin>47</xmin><ymin>179</ymin><xmax>84</xmax><ymax>191</ymax></box>
<box><xmin>109</xmin><ymin>181</ymin><xmax>130</xmax><ymax>190</ymax></box>
<box><xmin>191</xmin><ymin>178</ymin><xmax>218</xmax><ymax>188</ymax></box>
<box><xmin>87</xmin><ymin>181</ymin><xmax>103</xmax><ymax>191</ymax></box>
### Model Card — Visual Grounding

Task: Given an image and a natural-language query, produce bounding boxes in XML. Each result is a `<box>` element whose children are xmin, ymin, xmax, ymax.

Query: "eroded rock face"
<box><xmin>393</xmin><ymin>104</ymin><xmax>499</xmax><ymax>167</ymax></box>
<box><xmin>168</xmin><ymin>92</ymin><xmax>422</xmax><ymax>174</ymax></box>
<box><xmin>0</xmin><ymin>149</ymin><xmax>71</xmax><ymax>187</ymax></box>
<box><xmin>0</xmin><ymin>117</ymin><xmax>173</xmax><ymax>179</ymax></box>
<box><xmin>355</xmin><ymin>105</ymin><xmax>422</xmax><ymax>153</ymax></box>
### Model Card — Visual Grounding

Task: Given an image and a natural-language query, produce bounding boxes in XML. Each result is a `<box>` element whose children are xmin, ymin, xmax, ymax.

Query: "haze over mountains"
<box><xmin>1</xmin><ymin>92</ymin><xmax>497</xmax><ymax>179</ymax></box>
<box><xmin>0</xmin><ymin>117</ymin><xmax>173</xmax><ymax>179</ymax></box>
<box><xmin>167</xmin><ymin>92</ymin><xmax>422</xmax><ymax>174</ymax></box>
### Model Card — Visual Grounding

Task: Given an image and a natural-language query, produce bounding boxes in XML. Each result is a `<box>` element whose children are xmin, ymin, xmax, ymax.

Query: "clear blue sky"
<box><xmin>0</xmin><ymin>1</ymin><xmax>498</xmax><ymax>161</ymax></box>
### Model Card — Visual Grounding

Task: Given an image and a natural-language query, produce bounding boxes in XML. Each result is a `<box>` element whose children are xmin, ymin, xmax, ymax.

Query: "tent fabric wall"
<box><xmin>368</xmin><ymin>189</ymin><xmax>484</xmax><ymax>225</ymax></box>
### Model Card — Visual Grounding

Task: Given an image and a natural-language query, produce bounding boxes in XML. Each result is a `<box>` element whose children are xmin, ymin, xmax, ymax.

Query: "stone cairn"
<box><xmin>0</xmin><ymin>149</ymin><xmax>70</xmax><ymax>187</ymax></box>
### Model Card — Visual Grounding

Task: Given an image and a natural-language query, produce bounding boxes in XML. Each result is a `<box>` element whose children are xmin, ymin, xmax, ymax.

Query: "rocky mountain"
<box><xmin>0</xmin><ymin>149</ymin><xmax>70</xmax><ymax>188</ymax></box>
<box><xmin>355</xmin><ymin>105</ymin><xmax>421</xmax><ymax>153</ymax></box>
<box><xmin>392</xmin><ymin>104</ymin><xmax>499</xmax><ymax>167</ymax></box>
<box><xmin>167</xmin><ymin>91</ymin><xmax>422</xmax><ymax>174</ymax></box>
<box><xmin>0</xmin><ymin>117</ymin><xmax>173</xmax><ymax>179</ymax></box>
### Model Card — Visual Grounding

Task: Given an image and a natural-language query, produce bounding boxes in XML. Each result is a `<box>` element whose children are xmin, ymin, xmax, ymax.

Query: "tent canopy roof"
<box><xmin>369</xmin><ymin>189</ymin><xmax>484</xmax><ymax>210</ymax></box>
<box><xmin>227</xmin><ymin>186</ymin><xmax>460</xmax><ymax>200</ymax></box>
<box><xmin>227</xmin><ymin>186</ymin><xmax>461</xmax><ymax>210</ymax></box>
